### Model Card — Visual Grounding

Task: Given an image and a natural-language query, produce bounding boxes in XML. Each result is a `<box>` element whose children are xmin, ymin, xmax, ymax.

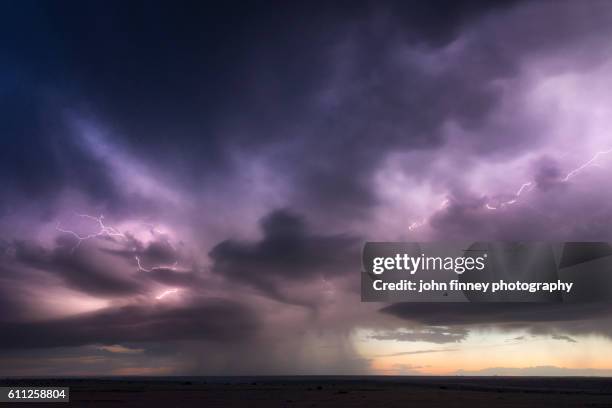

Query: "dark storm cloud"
<box><xmin>534</xmin><ymin>157</ymin><xmax>565</xmax><ymax>191</ymax></box>
<box><xmin>10</xmin><ymin>230</ymin><xmax>208</xmax><ymax>297</ymax></box>
<box><xmin>380</xmin><ymin>302</ymin><xmax>612</xmax><ymax>338</ymax></box>
<box><xmin>210</xmin><ymin>209</ymin><xmax>360</xmax><ymax>304</ymax></box>
<box><xmin>427</xmin><ymin>198</ymin><xmax>556</xmax><ymax>241</ymax></box>
<box><xmin>0</xmin><ymin>269</ymin><xmax>37</xmax><ymax>321</ymax></box>
<box><xmin>277</xmin><ymin>24</ymin><xmax>515</xmax><ymax>216</ymax></box>
<box><xmin>0</xmin><ymin>0</ymin><xmax>522</xmax><ymax>217</ymax></box>
<box><xmin>122</xmin><ymin>249</ymin><xmax>203</xmax><ymax>287</ymax></box>
<box><xmin>103</xmin><ymin>236</ymin><xmax>204</xmax><ymax>286</ymax></box>
<box><xmin>14</xmin><ymin>240</ymin><xmax>143</xmax><ymax>297</ymax></box>
<box><xmin>404</xmin><ymin>1</ymin><xmax>612</xmax><ymax>241</ymax></box>
<box><xmin>0</xmin><ymin>298</ymin><xmax>258</xmax><ymax>349</ymax></box>
<box><xmin>134</xmin><ymin>267</ymin><xmax>202</xmax><ymax>288</ymax></box>
<box><xmin>255</xmin><ymin>0</ymin><xmax>612</xmax><ymax>219</ymax></box>
<box><xmin>379</xmin><ymin>1</ymin><xmax>520</xmax><ymax>45</ymax></box>
<box><xmin>126</xmin><ymin>238</ymin><xmax>178</xmax><ymax>265</ymax></box>
<box><xmin>1</xmin><ymin>0</ymin><xmax>609</xmax><ymax>221</ymax></box>
<box><xmin>0</xmin><ymin>88</ymin><xmax>118</xmax><ymax>204</ymax></box>
<box><xmin>428</xmin><ymin>174</ymin><xmax>612</xmax><ymax>241</ymax></box>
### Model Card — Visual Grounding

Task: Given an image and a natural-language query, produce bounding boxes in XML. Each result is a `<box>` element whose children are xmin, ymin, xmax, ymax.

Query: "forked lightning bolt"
<box><xmin>56</xmin><ymin>214</ymin><xmax>126</xmax><ymax>251</ymax></box>
<box><xmin>411</xmin><ymin>148</ymin><xmax>612</xmax><ymax>229</ymax></box>
<box><xmin>485</xmin><ymin>148</ymin><xmax>612</xmax><ymax>210</ymax></box>
<box><xmin>56</xmin><ymin>215</ymin><xmax>184</xmax><ymax>300</ymax></box>
<box><xmin>485</xmin><ymin>182</ymin><xmax>534</xmax><ymax>210</ymax></box>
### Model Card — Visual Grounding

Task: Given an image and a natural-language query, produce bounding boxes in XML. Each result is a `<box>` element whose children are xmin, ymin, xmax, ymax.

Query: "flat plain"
<box><xmin>2</xmin><ymin>376</ymin><xmax>612</xmax><ymax>407</ymax></box>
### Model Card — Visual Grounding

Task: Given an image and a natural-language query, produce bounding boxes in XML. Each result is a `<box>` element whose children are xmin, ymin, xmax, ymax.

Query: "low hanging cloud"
<box><xmin>551</xmin><ymin>334</ymin><xmax>578</xmax><ymax>343</ymax></box>
<box><xmin>0</xmin><ymin>298</ymin><xmax>259</xmax><ymax>349</ymax></box>
<box><xmin>13</xmin><ymin>240</ymin><xmax>145</xmax><ymax>298</ymax></box>
<box><xmin>369</xmin><ymin>327</ymin><xmax>469</xmax><ymax>344</ymax></box>
<box><xmin>379</xmin><ymin>348</ymin><xmax>459</xmax><ymax>358</ymax></box>
<box><xmin>209</xmin><ymin>209</ymin><xmax>361</xmax><ymax>305</ymax></box>
<box><xmin>380</xmin><ymin>302</ymin><xmax>612</xmax><ymax>340</ymax></box>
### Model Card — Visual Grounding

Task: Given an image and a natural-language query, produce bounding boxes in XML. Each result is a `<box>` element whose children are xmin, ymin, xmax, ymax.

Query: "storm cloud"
<box><xmin>2</xmin><ymin>0</ymin><xmax>612</xmax><ymax>375</ymax></box>
<box><xmin>0</xmin><ymin>298</ymin><xmax>258</xmax><ymax>349</ymax></box>
<box><xmin>210</xmin><ymin>210</ymin><xmax>360</xmax><ymax>305</ymax></box>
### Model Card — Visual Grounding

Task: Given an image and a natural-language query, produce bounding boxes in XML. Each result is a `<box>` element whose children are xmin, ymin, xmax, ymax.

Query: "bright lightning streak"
<box><xmin>408</xmin><ymin>199</ymin><xmax>449</xmax><ymax>230</ymax></box>
<box><xmin>155</xmin><ymin>288</ymin><xmax>179</xmax><ymax>300</ymax></box>
<box><xmin>486</xmin><ymin>148</ymin><xmax>612</xmax><ymax>210</ymax></box>
<box><xmin>55</xmin><ymin>215</ymin><xmax>185</xmax><ymax>301</ymax></box>
<box><xmin>485</xmin><ymin>182</ymin><xmax>534</xmax><ymax>210</ymax></box>
<box><xmin>408</xmin><ymin>219</ymin><xmax>426</xmax><ymax>231</ymax></box>
<box><xmin>135</xmin><ymin>256</ymin><xmax>179</xmax><ymax>272</ymax></box>
<box><xmin>408</xmin><ymin>148</ymin><xmax>612</xmax><ymax>229</ymax></box>
<box><xmin>561</xmin><ymin>148</ymin><xmax>612</xmax><ymax>181</ymax></box>
<box><xmin>514</xmin><ymin>182</ymin><xmax>534</xmax><ymax>197</ymax></box>
<box><xmin>56</xmin><ymin>214</ymin><xmax>126</xmax><ymax>252</ymax></box>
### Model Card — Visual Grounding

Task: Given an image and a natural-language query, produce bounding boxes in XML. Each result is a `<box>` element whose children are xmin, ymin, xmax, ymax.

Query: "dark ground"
<box><xmin>2</xmin><ymin>376</ymin><xmax>612</xmax><ymax>407</ymax></box>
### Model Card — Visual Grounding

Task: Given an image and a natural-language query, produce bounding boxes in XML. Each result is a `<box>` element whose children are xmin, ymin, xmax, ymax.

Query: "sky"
<box><xmin>2</xmin><ymin>0</ymin><xmax>612</xmax><ymax>376</ymax></box>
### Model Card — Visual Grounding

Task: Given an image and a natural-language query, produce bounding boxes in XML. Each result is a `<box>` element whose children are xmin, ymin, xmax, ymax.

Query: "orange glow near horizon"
<box><xmin>353</xmin><ymin>328</ymin><xmax>612</xmax><ymax>376</ymax></box>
